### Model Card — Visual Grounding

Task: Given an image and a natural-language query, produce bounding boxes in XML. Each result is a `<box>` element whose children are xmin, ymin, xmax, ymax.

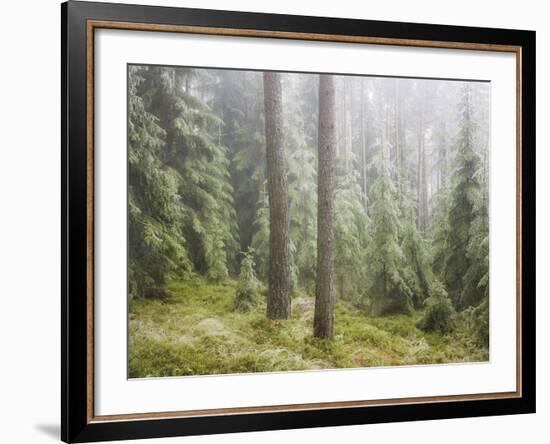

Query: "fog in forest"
<box><xmin>128</xmin><ymin>65</ymin><xmax>490</xmax><ymax>377</ymax></box>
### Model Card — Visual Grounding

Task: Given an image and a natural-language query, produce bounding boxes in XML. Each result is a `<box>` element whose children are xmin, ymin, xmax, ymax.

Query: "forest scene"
<box><xmin>128</xmin><ymin>64</ymin><xmax>490</xmax><ymax>378</ymax></box>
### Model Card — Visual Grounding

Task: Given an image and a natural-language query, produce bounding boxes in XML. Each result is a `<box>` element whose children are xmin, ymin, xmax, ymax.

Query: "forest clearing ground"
<box><xmin>128</xmin><ymin>279</ymin><xmax>488</xmax><ymax>378</ymax></box>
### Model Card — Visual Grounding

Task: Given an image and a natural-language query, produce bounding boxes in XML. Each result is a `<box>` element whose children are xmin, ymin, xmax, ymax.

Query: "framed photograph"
<box><xmin>61</xmin><ymin>1</ymin><xmax>535</xmax><ymax>442</ymax></box>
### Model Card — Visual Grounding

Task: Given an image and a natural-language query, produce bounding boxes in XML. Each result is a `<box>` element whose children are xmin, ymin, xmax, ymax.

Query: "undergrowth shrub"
<box><xmin>417</xmin><ymin>281</ymin><xmax>454</xmax><ymax>334</ymax></box>
<box><xmin>472</xmin><ymin>297</ymin><xmax>489</xmax><ymax>347</ymax></box>
<box><xmin>234</xmin><ymin>248</ymin><xmax>259</xmax><ymax>312</ymax></box>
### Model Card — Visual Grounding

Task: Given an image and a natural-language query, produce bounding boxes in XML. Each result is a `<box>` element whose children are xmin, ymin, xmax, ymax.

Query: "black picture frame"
<box><xmin>61</xmin><ymin>1</ymin><xmax>536</xmax><ymax>442</ymax></box>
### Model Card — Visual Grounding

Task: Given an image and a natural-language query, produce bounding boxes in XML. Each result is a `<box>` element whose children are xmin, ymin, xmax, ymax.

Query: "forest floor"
<box><xmin>128</xmin><ymin>279</ymin><xmax>488</xmax><ymax>378</ymax></box>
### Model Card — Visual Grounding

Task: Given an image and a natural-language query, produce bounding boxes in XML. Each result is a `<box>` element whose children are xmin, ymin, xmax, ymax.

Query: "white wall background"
<box><xmin>0</xmin><ymin>0</ymin><xmax>546</xmax><ymax>443</ymax></box>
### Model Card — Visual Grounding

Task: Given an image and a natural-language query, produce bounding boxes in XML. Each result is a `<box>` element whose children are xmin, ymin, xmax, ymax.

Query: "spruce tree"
<box><xmin>212</xmin><ymin>70</ymin><xmax>266</xmax><ymax>253</ymax></box>
<box><xmin>428</xmin><ymin>86</ymin><xmax>455</xmax><ymax>279</ymax></box>
<box><xmin>463</xmin><ymin>129</ymin><xmax>489</xmax><ymax>339</ymax></box>
<box><xmin>288</xmin><ymin>145</ymin><xmax>317</xmax><ymax>291</ymax></box>
<box><xmin>399</xmin><ymin>184</ymin><xmax>433</xmax><ymax>308</ymax></box>
<box><xmin>285</xmin><ymin>75</ymin><xmax>318</xmax><ymax>292</ymax></box>
<box><xmin>462</xmin><ymin>164</ymin><xmax>489</xmax><ymax>308</ymax></box>
<box><xmin>417</xmin><ymin>280</ymin><xmax>455</xmax><ymax>334</ymax></box>
<box><xmin>334</xmin><ymin>174</ymin><xmax>369</xmax><ymax>302</ymax></box>
<box><xmin>128</xmin><ymin>66</ymin><xmax>191</xmax><ymax>298</ymax></box>
<box><xmin>365</xmin><ymin>146</ymin><xmax>413</xmax><ymax>315</ymax></box>
<box><xmin>139</xmin><ymin>66</ymin><xmax>238</xmax><ymax>281</ymax></box>
<box><xmin>443</xmin><ymin>84</ymin><xmax>481</xmax><ymax>309</ymax></box>
<box><xmin>430</xmin><ymin>187</ymin><xmax>451</xmax><ymax>278</ymax></box>
<box><xmin>234</xmin><ymin>248</ymin><xmax>260</xmax><ymax>312</ymax></box>
<box><xmin>250</xmin><ymin>186</ymin><xmax>270</xmax><ymax>281</ymax></box>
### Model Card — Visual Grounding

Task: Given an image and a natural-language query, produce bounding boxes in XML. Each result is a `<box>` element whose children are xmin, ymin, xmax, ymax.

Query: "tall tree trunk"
<box><xmin>416</xmin><ymin>103</ymin><xmax>427</xmax><ymax>233</ymax></box>
<box><xmin>417</xmin><ymin>84</ymin><xmax>432</xmax><ymax>233</ymax></box>
<box><xmin>314</xmin><ymin>75</ymin><xmax>336</xmax><ymax>339</ymax></box>
<box><xmin>394</xmin><ymin>79</ymin><xmax>402</xmax><ymax>187</ymax></box>
<box><xmin>336</xmin><ymin>79</ymin><xmax>343</xmax><ymax>158</ymax></box>
<box><xmin>360</xmin><ymin>80</ymin><xmax>368</xmax><ymax>209</ymax></box>
<box><xmin>345</xmin><ymin>77</ymin><xmax>353</xmax><ymax>172</ymax></box>
<box><xmin>401</xmin><ymin>95</ymin><xmax>407</xmax><ymax>182</ymax></box>
<box><xmin>263</xmin><ymin>72</ymin><xmax>291</xmax><ymax>320</ymax></box>
<box><xmin>421</xmin><ymin>114</ymin><xmax>428</xmax><ymax>232</ymax></box>
<box><xmin>438</xmin><ymin>121</ymin><xmax>448</xmax><ymax>192</ymax></box>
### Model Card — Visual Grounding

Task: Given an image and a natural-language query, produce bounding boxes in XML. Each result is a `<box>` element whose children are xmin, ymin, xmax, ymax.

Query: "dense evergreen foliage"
<box><xmin>417</xmin><ymin>280</ymin><xmax>454</xmax><ymax>334</ymax></box>
<box><xmin>234</xmin><ymin>248</ymin><xmax>260</xmax><ymax>313</ymax></box>
<box><xmin>364</xmin><ymin>149</ymin><xmax>412</xmax><ymax>315</ymax></box>
<box><xmin>129</xmin><ymin>66</ymin><xmax>490</xmax><ymax>371</ymax></box>
<box><xmin>128</xmin><ymin>66</ymin><xmax>191</xmax><ymax>298</ymax></box>
<box><xmin>138</xmin><ymin>66</ymin><xmax>238</xmax><ymax>283</ymax></box>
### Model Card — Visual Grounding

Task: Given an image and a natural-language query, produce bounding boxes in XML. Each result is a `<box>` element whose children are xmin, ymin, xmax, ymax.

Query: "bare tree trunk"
<box><xmin>421</xmin><ymin>119</ymin><xmax>428</xmax><ymax>233</ymax></box>
<box><xmin>401</xmin><ymin>96</ymin><xmax>407</xmax><ymax>182</ymax></box>
<box><xmin>416</xmin><ymin>102</ymin><xmax>428</xmax><ymax>234</ymax></box>
<box><xmin>416</xmin><ymin>103</ymin><xmax>422</xmax><ymax>231</ymax></box>
<box><xmin>360</xmin><ymin>80</ymin><xmax>368</xmax><ymax>209</ymax></box>
<box><xmin>342</xmin><ymin>78</ymin><xmax>347</xmax><ymax>168</ymax></box>
<box><xmin>314</xmin><ymin>75</ymin><xmax>336</xmax><ymax>339</ymax></box>
<box><xmin>394</xmin><ymin>79</ymin><xmax>402</xmax><ymax>187</ymax></box>
<box><xmin>345</xmin><ymin>77</ymin><xmax>353</xmax><ymax>172</ymax></box>
<box><xmin>438</xmin><ymin>121</ymin><xmax>448</xmax><ymax>192</ymax></box>
<box><xmin>336</xmin><ymin>79</ymin><xmax>343</xmax><ymax>158</ymax></box>
<box><xmin>263</xmin><ymin>72</ymin><xmax>291</xmax><ymax>320</ymax></box>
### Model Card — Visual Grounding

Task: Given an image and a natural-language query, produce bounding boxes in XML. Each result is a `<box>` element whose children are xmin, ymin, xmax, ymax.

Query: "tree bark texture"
<box><xmin>344</xmin><ymin>77</ymin><xmax>352</xmax><ymax>172</ymax></box>
<box><xmin>416</xmin><ymin>103</ymin><xmax>428</xmax><ymax>234</ymax></box>
<box><xmin>360</xmin><ymin>80</ymin><xmax>368</xmax><ymax>209</ymax></box>
<box><xmin>314</xmin><ymin>75</ymin><xmax>336</xmax><ymax>339</ymax></box>
<box><xmin>394</xmin><ymin>79</ymin><xmax>402</xmax><ymax>186</ymax></box>
<box><xmin>263</xmin><ymin>72</ymin><xmax>291</xmax><ymax>320</ymax></box>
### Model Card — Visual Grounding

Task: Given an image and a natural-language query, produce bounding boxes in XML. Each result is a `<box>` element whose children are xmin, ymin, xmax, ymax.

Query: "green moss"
<box><xmin>128</xmin><ymin>279</ymin><xmax>489</xmax><ymax>378</ymax></box>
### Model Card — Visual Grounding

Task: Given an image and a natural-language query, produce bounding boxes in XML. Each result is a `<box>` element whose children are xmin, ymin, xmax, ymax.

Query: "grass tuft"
<box><xmin>129</xmin><ymin>279</ymin><xmax>488</xmax><ymax>378</ymax></box>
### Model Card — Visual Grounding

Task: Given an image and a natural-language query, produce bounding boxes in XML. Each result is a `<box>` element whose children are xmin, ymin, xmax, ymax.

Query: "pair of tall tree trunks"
<box><xmin>263</xmin><ymin>73</ymin><xmax>336</xmax><ymax>339</ymax></box>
